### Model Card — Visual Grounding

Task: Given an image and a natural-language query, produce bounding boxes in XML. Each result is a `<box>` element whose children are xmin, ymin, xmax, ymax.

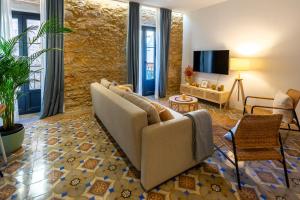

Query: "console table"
<box><xmin>180</xmin><ymin>84</ymin><xmax>229</xmax><ymax>110</ymax></box>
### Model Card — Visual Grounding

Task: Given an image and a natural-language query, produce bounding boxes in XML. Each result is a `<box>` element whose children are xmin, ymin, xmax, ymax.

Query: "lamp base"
<box><xmin>225</xmin><ymin>78</ymin><xmax>245</xmax><ymax>109</ymax></box>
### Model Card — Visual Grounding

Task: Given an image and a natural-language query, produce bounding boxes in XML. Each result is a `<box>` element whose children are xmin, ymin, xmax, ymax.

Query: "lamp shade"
<box><xmin>230</xmin><ymin>58</ymin><xmax>250</xmax><ymax>71</ymax></box>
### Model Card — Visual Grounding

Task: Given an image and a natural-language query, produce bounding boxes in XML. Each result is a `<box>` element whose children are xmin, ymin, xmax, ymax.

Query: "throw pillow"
<box><xmin>109</xmin><ymin>86</ymin><xmax>127</xmax><ymax>97</ymax></box>
<box><xmin>273</xmin><ymin>91</ymin><xmax>294</xmax><ymax>123</ymax></box>
<box><xmin>159</xmin><ymin>109</ymin><xmax>175</xmax><ymax>121</ymax></box>
<box><xmin>123</xmin><ymin>93</ymin><xmax>161</xmax><ymax>125</ymax></box>
<box><xmin>100</xmin><ymin>78</ymin><xmax>111</xmax><ymax>88</ymax></box>
<box><xmin>150</xmin><ymin>102</ymin><xmax>174</xmax><ymax>121</ymax></box>
<box><xmin>117</xmin><ymin>85</ymin><xmax>133</xmax><ymax>93</ymax></box>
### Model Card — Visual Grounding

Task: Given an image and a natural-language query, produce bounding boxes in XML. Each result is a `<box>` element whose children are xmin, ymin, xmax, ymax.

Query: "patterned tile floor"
<box><xmin>1</xmin><ymin>103</ymin><xmax>300</xmax><ymax>200</ymax></box>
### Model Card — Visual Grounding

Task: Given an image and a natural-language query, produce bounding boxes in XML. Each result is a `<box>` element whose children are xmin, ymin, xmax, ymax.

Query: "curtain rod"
<box><xmin>110</xmin><ymin>0</ymin><xmax>183</xmax><ymax>13</ymax></box>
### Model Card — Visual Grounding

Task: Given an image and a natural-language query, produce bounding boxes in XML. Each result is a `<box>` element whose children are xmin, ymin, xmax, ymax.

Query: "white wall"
<box><xmin>183</xmin><ymin>0</ymin><xmax>300</xmax><ymax>109</ymax></box>
<box><xmin>11</xmin><ymin>0</ymin><xmax>40</xmax><ymax>13</ymax></box>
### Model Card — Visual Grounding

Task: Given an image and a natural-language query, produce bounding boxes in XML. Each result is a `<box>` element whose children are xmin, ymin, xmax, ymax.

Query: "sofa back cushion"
<box><xmin>273</xmin><ymin>91</ymin><xmax>294</xmax><ymax>123</ymax></box>
<box><xmin>109</xmin><ymin>85</ymin><xmax>128</xmax><ymax>97</ymax></box>
<box><xmin>123</xmin><ymin>93</ymin><xmax>161</xmax><ymax>125</ymax></box>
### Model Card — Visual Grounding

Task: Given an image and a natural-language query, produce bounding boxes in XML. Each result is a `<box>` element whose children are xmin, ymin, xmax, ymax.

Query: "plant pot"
<box><xmin>0</xmin><ymin>124</ymin><xmax>25</xmax><ymax>155</ymax></box>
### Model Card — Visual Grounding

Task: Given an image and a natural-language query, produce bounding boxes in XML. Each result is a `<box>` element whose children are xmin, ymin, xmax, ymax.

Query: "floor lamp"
<box><xmin>225</xmin><ymin>58</ymin><xmax>250</xmax><ymax>109</ymax></box>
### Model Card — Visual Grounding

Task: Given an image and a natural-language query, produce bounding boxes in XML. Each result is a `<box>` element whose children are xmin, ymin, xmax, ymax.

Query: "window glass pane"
<box><xmin>146</xmin><ymin>63</ymin><xmax>154</xmax><ymax>80</ymax></box>
<box><xmin>146</xmin><ymin>48</ymin><xmax>154</xmax><ymax>63</ymax></box>
<box><xmin>146</xmin><ymin>30</ymin><xmax>154</xmax><ymax>47</ymax></box>
<box><xmin>29</xmin><ymin>66</ymin><xmax>42</xmax><ymax>90</ymax></box>
<box><xmin>12</xmin><ymin>18</ymin><xmax>19</xmax><ymax>37</ymax></box>
<box><xmin>28</xmin><ymin>43</ymin><xmax>42</xmax><ymax>66</ymax></box>
<box><xmin>27</xmin><ymin>19</ymin><xmax>40</xmax><ymax>43</ymax></box>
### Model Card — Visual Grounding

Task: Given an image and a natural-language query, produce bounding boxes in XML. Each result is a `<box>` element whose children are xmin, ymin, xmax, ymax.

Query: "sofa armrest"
<box><xmin>141</xmin><ymin>117</ymin><xmax>198</xmax><ymax>190</ymax></box>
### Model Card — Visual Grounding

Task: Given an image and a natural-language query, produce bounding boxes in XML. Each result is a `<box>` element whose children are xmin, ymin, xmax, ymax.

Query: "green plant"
<box><xmin>0</xmin><ymin>19</ymin><xmax>71</xmax><ymax>131</ymax></box>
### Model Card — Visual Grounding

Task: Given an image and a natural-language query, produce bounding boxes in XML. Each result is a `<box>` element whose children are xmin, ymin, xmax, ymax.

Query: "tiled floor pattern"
<box><xmin>1</xmin><ymin>104</ymin><xmax>300</xmax><ymax>199</ymax></box>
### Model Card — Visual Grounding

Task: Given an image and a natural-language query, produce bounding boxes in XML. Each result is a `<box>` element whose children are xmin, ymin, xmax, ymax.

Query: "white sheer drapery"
<box><xmin>154</xmin><ymin>8</ymin><xmax>161</xmax><ymax>99</ymax></box>
<box><xmin>40</xmin><ymin>0</ymin><xmax>47</xmax><ymax>111</ymax></box>
<box><xmin>0</xmin><ymin>0</ymin><xmax>19</xmax><ymax>122</ymax></box>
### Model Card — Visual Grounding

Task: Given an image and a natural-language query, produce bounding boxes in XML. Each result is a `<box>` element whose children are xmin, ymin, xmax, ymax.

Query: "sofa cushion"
<box><xmin>109</xmin><ymin>86</ymin><xmax>128</xmax><ymax>97</ymax></box>
<box><xmin>123</xmin><ymin>93</ymin><xmax>161</xmax><ymax>125</ymax></box>
<box><xmin>273</xmin><ymin>91</ymin><xmax>294</xmax><ymax>123</ymax></box>
<box><xmin>100</xmin><ymin>78</ymin><xmax>111</xmax><ymax>88</ymax></box>
<box><xmin>117</xmin><ymin>85</ymin><xmax>133</xmax><ymax>93</ymax></box>
<box><xmin>159</xmin><ymin>109</ymin><xmax>175</xmax><ymax>121</ymax></box>
<box><xmin>150</xmin><ymin>102</ymin><xmax>174</xmax><ymax>122</ymax></box>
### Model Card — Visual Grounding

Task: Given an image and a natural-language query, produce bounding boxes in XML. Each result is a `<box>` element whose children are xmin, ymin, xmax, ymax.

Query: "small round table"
<box><xmin>169</xmin><ymin>95</ymin><xmax>198</xmax><ymax>113</ymax></box>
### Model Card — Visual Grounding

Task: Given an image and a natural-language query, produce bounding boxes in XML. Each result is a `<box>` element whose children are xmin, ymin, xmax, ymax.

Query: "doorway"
<box><xmin>12</xmin><ymin>11</ymin><xmax>41</xmax><ymax>115</ymax></box>
<box><xmin>142</xmin><ymin>26</ymin><xmax>156</xmax><ymax>96</ymax></box>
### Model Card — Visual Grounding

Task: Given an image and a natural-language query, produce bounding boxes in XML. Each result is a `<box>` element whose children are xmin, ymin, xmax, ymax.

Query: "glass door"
<box><xmin>12</xmin><ymin>11</ymin><xmax>41</xmax><ymax>115</ymax></box>
<box><xmin>142</xmin><ymin>26</ymin><xmax>156</xmax><ymax>96</ymax></box>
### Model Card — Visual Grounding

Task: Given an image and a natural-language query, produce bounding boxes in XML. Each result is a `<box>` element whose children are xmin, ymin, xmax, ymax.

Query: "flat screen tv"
<box><xmin>193</xmin><ymin>50</ymin><xmax>229</xmax><ymax>75</ymax></box>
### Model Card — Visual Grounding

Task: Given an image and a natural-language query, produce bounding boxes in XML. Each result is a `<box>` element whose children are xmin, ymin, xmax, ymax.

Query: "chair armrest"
<box><xmin>251</xmin><ymin>105</ymin><xmax>294</xmax><ymax>114</ymax></box>
<box><xmin>243</xmin><ymin>96</ymin><xmax>274</xmax><ymax>114</ymax></box>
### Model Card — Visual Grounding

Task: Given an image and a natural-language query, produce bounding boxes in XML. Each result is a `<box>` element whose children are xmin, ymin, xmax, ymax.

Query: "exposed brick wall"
<box><xmin>64</xmin><ymin>0</ymin><xmax>183</xmax><ymax>110</ymax></box>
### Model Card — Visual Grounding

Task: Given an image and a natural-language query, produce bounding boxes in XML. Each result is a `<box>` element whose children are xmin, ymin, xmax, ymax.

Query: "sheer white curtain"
<box><xmin>137</xmin><ymin>6</ymin><xmax>143</xmax><ymax>95</ymax></box>
<box><xmin>0</xmin><ymin>0</ymin><xmax>19</xmax><ymax>121</ymax></box>
<box><xmin>154</xmin><ymin>8</ymin><xmax>161</xmax><ymax>99</ymax></box>
<box><xmin>40</xmin><ymin>0</ymin><xmax>47</xmax><ymax>110</ymax></box>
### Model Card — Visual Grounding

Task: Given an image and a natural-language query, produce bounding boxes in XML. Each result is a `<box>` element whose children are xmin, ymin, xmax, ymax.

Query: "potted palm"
<box><xmin>0</xmin><ymin>19</ymin><xmax>71</xmax><ymax>154</ymax></box>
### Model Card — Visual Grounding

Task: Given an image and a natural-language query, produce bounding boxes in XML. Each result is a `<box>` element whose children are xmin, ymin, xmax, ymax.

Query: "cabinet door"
<box><xmin>206</xmin><ymin>92</ymin><xmax>220</xmax><ymax>103</ymax></box>
<box><xmin>180</xmin><ymin>85</ymin><xmax>191</xmax><ymax>94</ymax></box>
<box><xmin>192</xmin><ymin>89</ymin><xmax>204</xmax><ymax>98</ymax></box>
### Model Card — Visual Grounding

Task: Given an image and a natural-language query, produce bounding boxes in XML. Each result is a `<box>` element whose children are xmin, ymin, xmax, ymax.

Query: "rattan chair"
<box><xmin>243</xmin><ymin>89</ymin><xmax>300</xmax><ymax>132</ymax></box>
<box><xmin>215</xmin><ymin>114</ymin><xmax>289</xmax><ymax>189</ymax></box>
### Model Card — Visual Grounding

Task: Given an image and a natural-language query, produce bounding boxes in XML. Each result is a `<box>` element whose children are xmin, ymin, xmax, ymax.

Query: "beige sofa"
<box><xmin>90</xmin><ymin>82</ymin><xmax>209</xmax><ymax>190</ymax></box>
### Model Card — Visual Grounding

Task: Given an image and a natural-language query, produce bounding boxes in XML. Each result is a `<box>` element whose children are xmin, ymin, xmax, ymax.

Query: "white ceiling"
<box><xmin>132</xmin><ymin>0</ymin><xmax>227</xmax><ymax>12</ymax></box>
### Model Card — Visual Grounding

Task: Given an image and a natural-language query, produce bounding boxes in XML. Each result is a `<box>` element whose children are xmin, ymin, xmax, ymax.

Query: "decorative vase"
<box><xmin>185</xmin><ymin>76</ymin><xmax>193</xmax><ymax>84</ymax></box>
<box><xmin>0</xmin><ymin>124</ymin><xmax>25</xmax><ymax>155</ymax></box>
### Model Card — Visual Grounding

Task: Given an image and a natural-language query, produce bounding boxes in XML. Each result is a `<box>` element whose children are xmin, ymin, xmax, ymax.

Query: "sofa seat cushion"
<box><xmin>123</xmin><ymin>93</ymin><xmax>161</xmax><ymax>125</ymax></box>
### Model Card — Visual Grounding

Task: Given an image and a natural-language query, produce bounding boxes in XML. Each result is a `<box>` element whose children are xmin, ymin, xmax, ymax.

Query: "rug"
<box><xmin>0</xmin><ymin>105</ymin><xmax>300</xmax><ymax>200</ymax></box>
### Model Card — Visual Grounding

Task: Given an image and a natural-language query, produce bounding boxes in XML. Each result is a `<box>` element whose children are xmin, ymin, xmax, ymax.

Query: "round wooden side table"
<box><xmin>169</xmin><ymin>95</ymin><xmax>198</xmax><ymax>113</ymax></box>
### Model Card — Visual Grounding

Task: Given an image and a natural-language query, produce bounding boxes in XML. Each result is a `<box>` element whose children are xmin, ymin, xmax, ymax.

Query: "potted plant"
<box><xmin>184</xmin><ymin>65</ymin><xmax>194</xmax><ymax>84</ymax></box>
<box><xmin>0</xmin><ymin>19</ymin><xmax>71</xmax><ymax>154</ymax></box>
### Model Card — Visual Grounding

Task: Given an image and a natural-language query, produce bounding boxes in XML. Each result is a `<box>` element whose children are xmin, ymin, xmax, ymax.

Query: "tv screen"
<box><xmin>193</xmin><ymin>50</ymin><xmax>229</xmax><ymax>75</ymax></box>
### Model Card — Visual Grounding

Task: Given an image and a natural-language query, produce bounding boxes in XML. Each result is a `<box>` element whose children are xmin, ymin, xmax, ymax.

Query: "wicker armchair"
<box><xmin>215</xmin><ymin>114</ymin><xmax>289</xmax><ymax>189</ymax></box>
<box><xmin>243</xmin><ymin>89</ymin><xmax>300</xmax><ymax>132</ymax></box>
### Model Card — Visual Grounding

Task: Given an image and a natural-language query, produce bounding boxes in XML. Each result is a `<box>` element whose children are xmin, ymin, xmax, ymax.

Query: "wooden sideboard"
<box><xmin>180</xmin><ymin>84</ymin><xmax>229</xmax><ymax>110</ymax></box>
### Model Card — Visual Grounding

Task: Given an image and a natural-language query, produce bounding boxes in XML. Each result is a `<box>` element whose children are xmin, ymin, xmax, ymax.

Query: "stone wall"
<box><xmin>64</xmin><ymin>0</ymin><xmax>183</xmax><ymax>110</ymax></box>
<box><xmin>167</xmin><ymin>13</ymin><xmax>183</xmax><ymax>96</ymax></box>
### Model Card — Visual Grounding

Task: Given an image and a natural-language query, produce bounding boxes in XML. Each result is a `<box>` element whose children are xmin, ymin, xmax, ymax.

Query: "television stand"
<box><xmin>180</xmin><ymin>84</ymin><xmax>229</xmax><ymax>110</ymax></box>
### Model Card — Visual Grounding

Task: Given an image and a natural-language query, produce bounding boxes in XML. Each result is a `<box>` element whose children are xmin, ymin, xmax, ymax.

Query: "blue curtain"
<box><xmin>158</xmin><ymin>8</ymin><xmax>172</xmax><ymax>98</ymax></box>
<box><xmin>127</xmin><ymin>2</ymin><xmax>140</xmax><ymax>92</ymax></box>
<box><xmin>40</xmin><ymin>0</ymin><xmax>64</xmax><ymax>118</ymax></box>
